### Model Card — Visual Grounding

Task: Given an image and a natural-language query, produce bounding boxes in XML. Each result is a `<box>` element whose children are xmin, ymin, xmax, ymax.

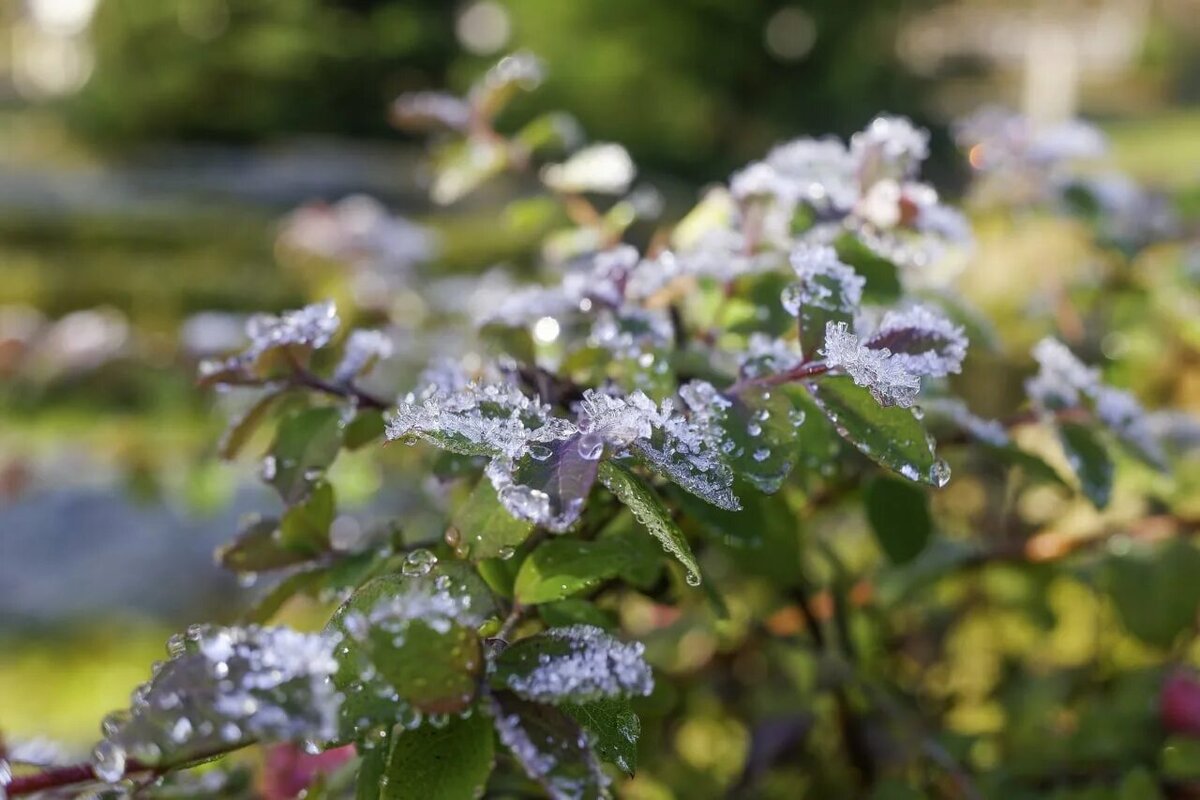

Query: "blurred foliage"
<box><xmin>69</xmin><ymin>0</ymin><xmax>937</xmax><ymax>175</ymax></box>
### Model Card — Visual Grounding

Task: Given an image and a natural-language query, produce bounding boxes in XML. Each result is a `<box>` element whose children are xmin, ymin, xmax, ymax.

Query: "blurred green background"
<box><xmin>1</xmin><ymin>0</ymin><xmax>1199</xmax><ymax>776</ymax></box>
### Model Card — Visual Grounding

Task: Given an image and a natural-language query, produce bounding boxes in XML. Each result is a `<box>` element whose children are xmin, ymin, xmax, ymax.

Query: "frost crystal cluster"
<box><xmin>498</xmin><ymin>625</ymin><xmax>654</xmax><ymax>704</ymax></box>
<box><xmin>93</xmin><ymin>626</ymin><xmax>341</xmax><ymax>782</ymax></box>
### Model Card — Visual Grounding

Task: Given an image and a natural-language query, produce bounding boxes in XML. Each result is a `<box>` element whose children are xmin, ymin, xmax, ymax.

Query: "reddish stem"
<box><xmin>727</xmin><ymin>361</ymin><xmax>832</xmax><ymax>396</ymax></box>
<box><xmin>6</xmin><ymin>759</ymin><xmax>150</xmax><ymax>797</ymax></box>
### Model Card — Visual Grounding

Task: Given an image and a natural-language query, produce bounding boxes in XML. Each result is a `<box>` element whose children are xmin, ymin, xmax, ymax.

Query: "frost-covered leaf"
<box><xmin>598</xmin><ymin>460</ymin><xmax>702</xmax><ymax>586</ymax></box>
<box><xmin>864</xmin><ymin>476</ymin><xmax>932</xmax><ymax>565</ymax></box>
<box><xmin>388</xmin><ymin>382</ymin><xmax>572</xmax><ymax>461</ymax></box>
<box><xmin>714</xmin><ymin>388</ymin><xmax>797</xmax><ymax>494</ymax></box>
<box><xmin>452</xmin><ymin>477</ymin><xmax>534</xmax><ymax>560</ymax></box>
<box><xmin>865</xmin><ymin>305</ymin><xmax>967</xmax><ymax>379</ymax></box>
<box><xmin>382</xmin><ymin>711</ymin><xmax>495</xmax><ymax>800</ymax></box>
<box><xmin>541</xmin><ymin>143</ymin><xmax>636</xmax><ymax>195</ymax></box>
<box><xmin>198</xmin><ymin>302</ymin><xmax>340</xmax><ymax>386</ymax></box>
<box><xmin>562</xmin><ymin>699</ymin><xmax>641</xmax><ymax>776</ymax></box>
<box><xmin>782</xmin><ymin>244</ymin><xmax>865</xmax><ymax>359</ymax></box>
<box><xmin>490</xmin><ymin>692</ymin><xmax>609</xmax><ymax>800</ymax></box>
<box><xmin>850</xmin><ymin>115</ymin><xmax>930</xmax><ymax>185</ymax></box>
<box><xmin>487</xmin><ymin>433</ymin><xmax>601</xmax><ymax>533</ymax></box>
<box><xmin>923</xmin><ymin>397</ymin><xmax>1009</xmax><ymax>447</ymax></box>
<box><xmin>492</xmin><ymin>625</ymin><xmax>653</xmax><ymax>704</ymax></box>
<box><xmin>822</xmin><ymin>322</ymin><xmax>920</xmax><ymax>409</ymax></box>
<box><xmin>808</xmin><ymin>376</ymin><xmax>945</xmax><ymax>486</ymax></box>
<box><xmin>333</xmin><ymin>330</ymin><xmax>393</xmax><ymax>385</ymax></box>
<box><xmin>607</xmin><ymin>392</ymin><xmax>739</xmax><ymax>512</ymax></box>
<box><xmin>1107</xmin><ymin>538</ymin><xmax>1200</xmax><ymax>649</ymax></box>
<box><xmin>327</xmin><ymin>566</ymin><xmax>495</xmax><ymax>739</ymax></box>
<box><xmin>95</xmin><ymin>626</ymin><xmax>341</xmax><ymax>776</ymax></box>
<box><xmin>514</xmin><ymin>533</ymin><xmax>649</xmax><ymax>605</ymax></box>
<box><xmin>267</xmin><ymin>407</ymin><xmax>344</xmax><ymax>505</ymax></box>
<box><xmin>279</xmin><ymin>480</ymin><xmax>335</xmax><ymax>555</ymax></box>
<box><xmin>1057</xmin><ymin>421</ymin><xmax>1114</xmax><ymax>509</ymax></box>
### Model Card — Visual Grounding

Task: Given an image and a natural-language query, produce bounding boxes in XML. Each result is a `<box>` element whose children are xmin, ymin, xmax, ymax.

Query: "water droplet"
<box><xmin>684</xmin><ymin>571</ymin><xmax>702</xmax><ymax>587</ymax></box>
<box><xmin>930</xmin><ymin>459</ymin><xmax>951</xmax><ymax>488</ymax></box>
<box><xmin>260</xmin><ymin>455</ymin><xmax>277</xmax><ymax>481</ymax></box>
<box><xmin>92</xmin><ymin>740</ymin><xmax>127</xmax><ymax>783</ymax></box>
<box><xmin>401</xmin><ymin>549</ymin><xmax>438</xmax><ymax>577</ymax></box>
<box><xmin>577</xmin><ymin>432</ymin><xmax>604</xmax><ymax>461</ymax></box>
<box><xmin>497</xmin><ymin>546</ymin><xmax>517</xmax><ymax>560</ymax></box>
<box><xmin>911</xmin><ymin>405</ymin><xmax>925</xmax><ymax>420</ymax></box>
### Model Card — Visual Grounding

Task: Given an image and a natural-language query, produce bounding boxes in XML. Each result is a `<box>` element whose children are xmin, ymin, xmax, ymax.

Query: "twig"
<box><xmin>727</xmin><ymin>361</ymin><xmax>831</xmax><ymax>396</ymax></box>
<box><xmin>290</xmin><ymin>368</ymin><xmax>389</xmax><ymax>411</ymax></box>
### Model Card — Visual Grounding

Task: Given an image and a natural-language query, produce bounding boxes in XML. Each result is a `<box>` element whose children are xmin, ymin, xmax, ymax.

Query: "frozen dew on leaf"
<box><xmin>783</xmin><ymin>244</ymin><xmax>865</xmax><ymax>316</ymax></box>
<box><xmin>850</xmin><ymin>114</ymin><xmax>930</xmax><ymax>183</ymax></box>
<box><xmin>867</xmin><ymin>305</ymin><xmax>968</xmax><ymax>378</ymax></box>
<box><xmin>821</xmin><ymin>321</ymin><xmax>921</xmax><ymax>409</ymax></box>
<box><xmin>332</xmin><ymin>329</ymin><xmax>393</xmax><ymax>384</ymax></box>
<box><xmin>497</xmin><ymin>625</ymin><xmax>654</xmax><ymax>704</ymax></box>
<box><xmin>94</xmin><ymin>626</ymin><xmax>342</xmax><ymax>780</ymax></box>
<box><xmin>739</xmin><ymin>334</ymin><xmax>802</xmax><ymax>379</ymax></box>
<box><xmin>198</xmin><ymin>301</ymin><xmax>340</xmax><ymax>383</ymax></box>
<box><xmin>764</xmin><ymin>136</ymin><xmax>859</xmax><ymax>212</ymax></box>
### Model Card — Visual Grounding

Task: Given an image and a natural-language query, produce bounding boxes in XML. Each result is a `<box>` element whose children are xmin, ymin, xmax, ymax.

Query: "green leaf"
<box><xmin>981</xmin><ymin>444</ymin><xmax>1069</xmax><ymax>488</ymax></box>
<box><xmin>268</xmin><ymin>407</ymin><xmax>344</xmax><ymax>504</ymax></box>
<box><xmin>599</xmin><ymin>460</ymin><xmax>702</xmax><ymax>586</ymax></box>
<box><xmin>215</xmin><ymin>516</ymin><xmax>310</xmax><ymax>573</ymax></box>
<box><xmin>539</xmin><ymin>599</ymin><xmax>617</xmax><ymax>630</ymax></box>
<box><xmin>808</xmin><ymin>376</ymin><xmax>942</xmax><ymax>486</ymax></box>
<box><xmin>515</xmin><ymin>537</ymin><xmax>632</xmax><ymax>605</ymax></box>
<box><xmin>219</xmin><ymin>388</ymin><xmax>285</xmax><ymax>460</ymax></box>
<box><xmin>382</xmin><ymin>711</ymin><xmax>495</xmax><ymax>800</ymax></box>
<box><xmin>343</xmin><ymin>411</ymin><xmax>386</xmax><ymax>451</ymax></box>
<box><xmin>279</xmin><ymin>480</ymin><xmax>335</xmax><ymax>554</ymax></box>
<box><xmin>673</xmin><ymin>482</ymin><xmax>803</xmax><ymax>587</ymax></box>
<box><xmin>1107</xmin><ymin>538</ymin><xmax>1200</xmax><ymax>649</ymax></box>
<box><xmin>452</xmin><ymin>478</ymin><xmax>534</xmax><ymax>561</ymax></box>
<box><xmin>562</xmin><ymin>698</ymin><xmax>640</xmax><ymax>776</ymax></box>
<box><xmin>1058</xmin><ymin>421</ymin><xmax>1115</xmax><ymax>509</ymax></box>
<box><xmin>241</xmin><ymin>568</ymin><xmax>326</xmax><ymax>624</ymax></box>
<box><xmin>834</xmin><ymin>232</ymin><xmax>901</xmax><ymax>303</ymax></box>
<box><xmin>727</xmin><ymin>272</ymin><xmax>795</xmax><ymax>338</ymax></box>
<box><xmin>864</xmin><ymin>476</ymin><xmax>933</xmax><ymax>565</ymax></box>
<box><xmin>490</xmin><ymin>692</ymin><xmax>607</xmax><ymax>800</ymax></box>
<box><xmin>356</xmin><ymin>738</ymin><xmax>389</xmax><ymax>800</ymax></box>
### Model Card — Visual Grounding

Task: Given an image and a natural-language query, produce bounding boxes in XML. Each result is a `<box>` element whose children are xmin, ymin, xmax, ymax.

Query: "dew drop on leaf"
<box><xmin>92</xmin><ymin>740</ymin><xmax>127</xmax><ymax>783</ymax></box>
<box><xmin>401</xmin><ymin>549</ymin><xmax>439</xmax><ymax>577</ymax></box>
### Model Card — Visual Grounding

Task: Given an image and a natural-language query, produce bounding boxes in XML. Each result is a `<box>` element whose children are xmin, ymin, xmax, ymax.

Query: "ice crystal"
<box><xmin>499</xmin><ymin>626</ymin><xmax>654</xmax><ymax>704</ymax></box>
<box><xmin>333</xmin><ymin>329</ymin><xmax>393</xmax><ymax>384</ymax></box>
<box><xmin>868</xmin><ymin>305</ymin><xmax>967</xmax><ymax>378</ymax></box>
<box><xmin>362</xmin><ymin>582</ymin><xmax>482</xmax><ymax>635</ymax></box>
<box><xmin>247</xmin><ymin>301</ymin><xmax>340</xmax><ymax>357</ymax></box>
<box><xmin>588</xmin><ymin>307</ymin><xmax>674</xmax><ymax>359</ymax></box>
<box><xmin>490</xmin><ymin>695</ymin><xmax>610</xmax><ymax>800</ymax></box>
<box><xmin>96</xmin><ymin>626</ymin><xmax>341</xmax><ymax>778</ymax></box>
<box><xmin>822</xmin><ymin>321</ymin><xmax>921</xmax><ymax>408</ymax></box>
<box><xmin>577</xmin><ymin>389</ymin><xmax>657</xmax><ymax>446</ymax></box>
<box><xmin>387</xmin><ymin>382</ymin><xmax>572</xmax><ymax>460</ymax></box>
<box><xmin>541</xmin><ymin>143</ymin><xmax>636</xmax><ymax>195</ymax></box>
<box><xmin>783</xmin><ymin>245</ymin><xmax>865</xmax><ymax>316</ymax></box>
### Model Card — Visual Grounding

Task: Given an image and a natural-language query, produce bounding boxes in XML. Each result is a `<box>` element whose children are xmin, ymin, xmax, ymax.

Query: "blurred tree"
<box><xmin>68</xmin><ymin>0</ymin><xmax>939</xmax><ymax>176</ymax></box>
